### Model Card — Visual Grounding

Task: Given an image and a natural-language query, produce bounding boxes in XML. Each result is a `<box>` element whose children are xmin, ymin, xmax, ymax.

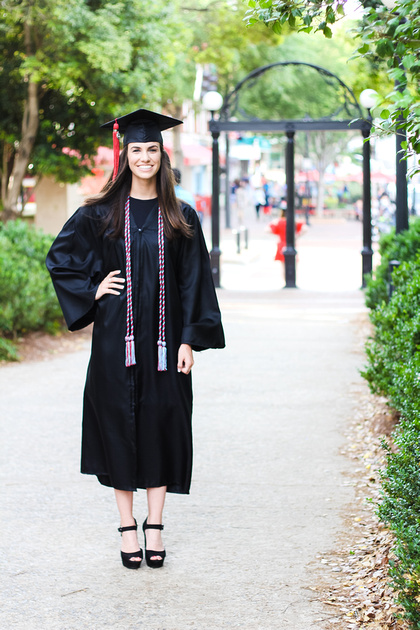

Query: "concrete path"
<box><xmin>0</xmin><ymin>215</ymin><xmax>368</xmax><ymax>629</ymax></box>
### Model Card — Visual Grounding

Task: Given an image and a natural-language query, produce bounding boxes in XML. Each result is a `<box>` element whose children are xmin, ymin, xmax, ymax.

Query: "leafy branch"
<box><xmin>244</xmin><ymin>0</ymin><xmax>348</xmax><ymax>37</ymax></box>
<box><xmin>244</xmin><ymin>0</ymin><xmax>420</xmax><ymax>168</ymax></box>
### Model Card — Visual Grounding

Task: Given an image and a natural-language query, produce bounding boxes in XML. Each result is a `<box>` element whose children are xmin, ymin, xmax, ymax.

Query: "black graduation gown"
<box><xmin>45</xmin><ymin>202</ymin><xmax>225</xmax><ymax>493</ymax></box>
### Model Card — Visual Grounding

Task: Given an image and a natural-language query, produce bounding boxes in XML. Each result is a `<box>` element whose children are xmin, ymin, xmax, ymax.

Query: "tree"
<box><xmin>152</xmin><ymin>0</ymin><xmax>285</xmax><ymax>170</ymax></box>
<box><xmin>179</xmin><ymin>0</ymin><xmax>284</xmax><ymax>96</ymax></box>
<box><xmin>244</xmin><ymin>0</ymin><xmax>420</xmax><ymax>169</ymax></box>
<box><xmin>354</xmin><ymin>0</ymin><xmax>420</xmax><ymax>170</ymax></box>
<box><xmin>0</xmin><ymin>0</ymin><xmax>180</xmax><ymax>218</ymax></box>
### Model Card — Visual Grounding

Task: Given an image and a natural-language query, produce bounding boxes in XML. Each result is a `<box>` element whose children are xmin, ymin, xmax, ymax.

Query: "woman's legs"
<box><xmin>114</xmin><ymin>489</ymin><xmax>142</xmax><ymax>561</ymax></box>
<box><xmin>145</xmin><ymin>486</ymin><xmax>167</xmax><ymax>560</ymax></box>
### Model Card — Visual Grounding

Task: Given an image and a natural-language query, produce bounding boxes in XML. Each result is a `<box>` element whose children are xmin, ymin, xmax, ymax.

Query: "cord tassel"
<box><xmin>125</xmin><ymin>335</ymin><xmax>136</xmax><ymax>367</ymax></box>
<box><xmin>112</xmin><ymin>119</ymin><xmax>120</xmax><ymax>180</ymax></box>
<box><xmin>157</xmin><ymin>209</ymin><xmax>167</xmax><ymax>372</ymax></box>
<box><xmin>124</xmin><ymin>196</ymin><xmax>136</xmax><ymax>367</ymax></box>
<box><xmin>157</xmin><ymin>340</ymin><xmax>167</xmax><ymax>371</ymax></box>
<box><xmin>125</xmin><ymin>198</ymin><xmax>166</xmax><ymax>371</ymax></box>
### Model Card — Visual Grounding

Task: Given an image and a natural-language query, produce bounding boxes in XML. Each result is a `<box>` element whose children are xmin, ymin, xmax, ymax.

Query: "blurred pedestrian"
<box><xmin>253</xmin><ymin>186</ymin><xmax>266</xmax><ymax>219</ymax></box>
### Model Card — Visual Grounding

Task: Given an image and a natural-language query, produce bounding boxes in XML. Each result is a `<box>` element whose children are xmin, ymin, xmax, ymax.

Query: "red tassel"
<box><xmin>112</xmin><ymin>119</ymin><xmax>120</xmax><ymax>180</ymax></box>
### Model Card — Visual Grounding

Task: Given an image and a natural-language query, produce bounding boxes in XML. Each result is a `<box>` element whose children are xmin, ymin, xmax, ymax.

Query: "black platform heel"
<box><xmin>142</xmin><ymin>518</ymin><xmax>166</xmax><ymax>568</ymax></box>
<box><xmin>118</xmin><ymin>519</ymin><xmax>143</xmax><ymax>569</ymax></box>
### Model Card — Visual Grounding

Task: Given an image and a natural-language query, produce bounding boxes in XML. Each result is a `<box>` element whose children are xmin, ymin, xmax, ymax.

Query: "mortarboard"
<box><xmin>101</xmin><ymin>108</ymin><xmax>183</xmax><ymax>180</ymax></box>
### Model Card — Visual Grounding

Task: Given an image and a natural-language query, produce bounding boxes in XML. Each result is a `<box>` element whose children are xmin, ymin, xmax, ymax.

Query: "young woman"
<box><xmin>46</xmin><ymin>109</ymin><xmax>225</xmax><ymax>570</ymax></box>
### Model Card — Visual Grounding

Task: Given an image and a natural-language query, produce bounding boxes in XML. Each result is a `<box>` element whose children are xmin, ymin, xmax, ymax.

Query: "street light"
<box><xmin>358</xmin><ymin>89</ymin><xmax>377</xmax><ymax>286</ymax></box>
<box><xmin>203</xmin><ymin>91</ymin><xmax>224</xmax><ymax>114</ymax></box>
<box><xmin>359</xmin><ymin>89</ymin><xmax>380</xmax><ymax>111</ymax></box>
<box><xmin>203</xmin><ymin>90</ymin><xmax>224</xmax><ymax>287</ymax></box>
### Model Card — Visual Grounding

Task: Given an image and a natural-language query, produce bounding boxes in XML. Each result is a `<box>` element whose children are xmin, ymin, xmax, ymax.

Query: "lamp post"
<box><xmin>203</xmin><ymin>90</ymin><xmax>224</xmax><ymax>287</ymax></box>
<box><xmin>359</xmin><ymin>89</ymin><xmax>377</xmax><ymax>286</ymax></box>
<box><xmin>394</xmin><ymin>108</ymin><xmax>409</xmax><ymax>233</ymax></box>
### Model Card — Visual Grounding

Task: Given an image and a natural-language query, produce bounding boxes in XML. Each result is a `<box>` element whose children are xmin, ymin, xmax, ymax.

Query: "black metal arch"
<box><xmin>220</xmin><ymin>61</ymin><xmax>363</xmax><ymax>124</ymax></box>
<box><xmin>207</xmin><ymin>61</ymin><xmax>372</xmax><ymax>289</ymax></box>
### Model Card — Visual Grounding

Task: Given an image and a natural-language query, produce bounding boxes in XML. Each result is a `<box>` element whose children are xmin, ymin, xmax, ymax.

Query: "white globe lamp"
<box><xmin>202</xmin><ymin>91</ymin><xmax>224</xmax><ymax>115</ymax></box>
<box><xmin>360</xmin><ymin>89</ymin><xmax>379</xmax><ymax>110</ymax></box>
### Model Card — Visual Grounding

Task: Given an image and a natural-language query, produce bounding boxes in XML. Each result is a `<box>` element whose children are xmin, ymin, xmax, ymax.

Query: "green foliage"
<box><xmin>208</xmin><ymin>17</ymin><xmax>378</xmax><ymax>121</ymax></box>
<box><xmin>0</xmin><ymin>0</ymin><xmax>381</xmax><ymax>206</ymax></box>
<box><xmin>0</xmin><ymin>337</ymin><xmax>19</xmax><ymax>362</ymax></box>
<box><xmin>244</xmin><ymin>0</ymin><xmax>420</xmax><ymax>168</ymax></box>
<box><xmin>362</xmin><ymin>236</ymin><xmax>420</xmax><ymax>624</ymax></box>
<box><xmin>181</xmin><ymin>0</ymin><xmax>284</xmax><ymax>97</ymax></box>
<box><xmin>379</xmin><ymin>414</ymin><xmax>420</xmax><ymax>625</ymax></box>
<box><xmin>353</xmin><ymin>0</ymin><xmax>420</xmax><ymax>175</ymax></box>
<box><xmin>0</xmin><ymin>220</ymin><xmax>63</xmax><ymax>360</ymax></box>
<box><xmin>244</xmin><ymin>0</ymin><xmax>346</xmax><ymax>36</ymax></box>
<box><xmin>0</xmin><ymin>0</ymin><xmax>291</xmax><ymax>212</ymax></box>
<box><xmin>0</xmin><ymin>0</ymin><xmax>181</xmax><ymax>206</ymax></box>
<box><xmin>363</xmin><ymin>254</ymin><xmax>420</xmax><ymax>395</ymax></box>
<box><xmin>364</xmin><ymin>219</ymin><xmax>420</xmax><ymax>310</ymax></box>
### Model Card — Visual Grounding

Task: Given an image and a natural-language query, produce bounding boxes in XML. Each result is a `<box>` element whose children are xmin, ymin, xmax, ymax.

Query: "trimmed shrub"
<box><xmin>379</xmin><ymin>398</ymin><xmax>420</xmax><ymax>625</ymax></box>
<box><xmin>0</xmin><ymin>220</ymin><xmax>63</xmax><ymax>359</ymax></box>
<box><xmin>363</xmin><ymin>248</ymin><xmax>420</xmax><ymax>626</ymax></box>
<box><xmin>362</xmin><ymin>255</ymin><xmax>420</xmax><ymax>397</ymax></box>
<box><xmin>365</xmin><ymin>218</ymin><xmax>420</xmax><ymax>310</ymax></box>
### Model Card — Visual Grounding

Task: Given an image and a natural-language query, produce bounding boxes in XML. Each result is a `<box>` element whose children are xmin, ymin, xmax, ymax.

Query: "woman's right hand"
<box><xmin>95</xmin><ymin>270</ymin><xmax>125</xmax><ymax>300</ymax></box>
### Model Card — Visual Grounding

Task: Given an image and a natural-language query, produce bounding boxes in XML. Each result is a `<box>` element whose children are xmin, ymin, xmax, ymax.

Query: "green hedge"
<box><xmin>365</xmin><ymin>218</ymin><xmax>420</xmax><ymax>310</ymax></box>
<box><xmin>363</xmin><ymin>230</ymin><xmax>420</xmax><ymax>626</ymax></box>
<box><xmin>0</xmin><ymin>220</ymin><xmax>63</xmax><ymax>360</ymax></box>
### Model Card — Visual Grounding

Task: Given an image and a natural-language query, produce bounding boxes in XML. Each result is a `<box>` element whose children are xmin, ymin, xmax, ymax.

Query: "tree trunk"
<box><xmin>171</xmin><ymin>103</ymin><xmax>183</xmax><ymax>170</ymax></box>
<box><xmin>2</xmin><ymin>79</ymin><xmax>39</xmax><ymax>219</ymax></box>
<box><xmin>2</xmin><ymin>19</ymin><xmax>39</xmax><ymax>220</ymax></box>
<box><xmin>165</xmin><ymin>103</ymin><xmax>184</xmax><ymax>169</ymax></box>
<box><xmin>172</xmin><ymin>124</ymin><xmax>183</xmax><ymax>170</ymax></box>
<box><xmin>1</xmin><ymin>142</ymin><xmax>12</xmax><ymax>207</ymax></box>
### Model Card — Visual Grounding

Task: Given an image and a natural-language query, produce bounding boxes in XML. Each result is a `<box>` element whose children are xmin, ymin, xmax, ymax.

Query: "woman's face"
<box><xmin>127</xmin><ymin>142</ymin><xmax>161</xmax><ymax>182</ymax></box>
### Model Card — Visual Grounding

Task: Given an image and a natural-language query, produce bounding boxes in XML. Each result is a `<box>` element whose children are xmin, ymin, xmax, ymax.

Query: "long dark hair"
<box><xmin>85</xmin><ymin>145</ymin><xmax>193</xmax><ymax>240</ymax></box>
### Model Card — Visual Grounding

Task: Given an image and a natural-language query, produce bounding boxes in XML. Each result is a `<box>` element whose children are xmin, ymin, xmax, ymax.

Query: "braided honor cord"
<box><xmin>124</xmin><ymin>197</ymin><xmax>167</xmax><ymax>371</ymax></box>
<box><xmin>124</xmin><ymin>196</ymin><xmax>136</xmax><ymax>367</ymax></box>
<box><xmin>157</xmin><ymin>208</ymin><xmax>167</xmax><ymax>371</ymax></box>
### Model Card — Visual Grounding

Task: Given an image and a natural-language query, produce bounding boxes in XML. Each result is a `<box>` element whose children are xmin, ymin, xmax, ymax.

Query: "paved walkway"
<box><xmin>0</xmin><ymin>213</ymin><xmax>369</xmax><ymax>629</ymax></box>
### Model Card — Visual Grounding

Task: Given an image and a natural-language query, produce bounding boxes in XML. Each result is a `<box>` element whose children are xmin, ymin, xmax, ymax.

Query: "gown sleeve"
<box><xmin>177</xmin><ymin>206</ymin><xmax>225</xmax><ymax>351</ymax></box>
<box><xmin>45</xmin><ymin>206</ymin><xmax>104</xmax><ymax>331</ymax></box>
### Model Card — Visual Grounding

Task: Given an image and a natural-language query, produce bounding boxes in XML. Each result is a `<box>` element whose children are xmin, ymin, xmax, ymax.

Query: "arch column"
<box><xmin>225</xmin><ymin>133</ymin><xmax>231</xmax><ymax>229</ymax></box>
<box><xmin>284</xmin><ymin>130</ymin><xmax>297</xmax><ymax>288</ymax></box>
<box><xmin>209</xmin><ymin>120</ymin><xmax>221</xmax><ymax>287</ymax></box>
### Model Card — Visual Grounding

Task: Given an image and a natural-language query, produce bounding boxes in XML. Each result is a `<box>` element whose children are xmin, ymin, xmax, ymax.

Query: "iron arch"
<box><xmin>221</xmin><ymin>61</ymin><xmax>363</xmax><ymax>124</ymax></box>
<box><xmin>207</xmin><ymin>61</ymin><xmax>372</xmax><ymax>289</ymax></box>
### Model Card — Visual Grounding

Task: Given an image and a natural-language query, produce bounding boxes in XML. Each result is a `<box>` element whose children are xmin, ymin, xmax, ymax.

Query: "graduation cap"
<box><xmin>101</xmin><ymin>108</ymin><xmax>183</xmax><ymax>179</ymax></box>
